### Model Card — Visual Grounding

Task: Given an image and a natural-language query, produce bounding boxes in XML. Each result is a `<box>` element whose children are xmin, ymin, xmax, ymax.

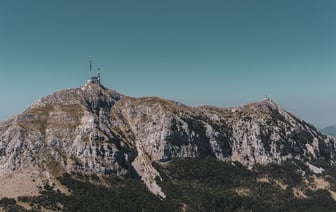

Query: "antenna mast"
<box><xmin>97</xmin><ymin>67</ymin><xmax>101</xmax><ymax>84</ymax></box>
<box><xmin>87</xmin><ymin>56</ymin><xmax>102</xmax><ymax>85</ymax></box>
<box><xmin>97</xmin><ymin>67</ymin><xmax>101</xmax><ymax>76</ymax></box>
<box><xmin>89</xmin><ymin>56</ymin><xmax>92</xmax><ymax>77</ymax></box>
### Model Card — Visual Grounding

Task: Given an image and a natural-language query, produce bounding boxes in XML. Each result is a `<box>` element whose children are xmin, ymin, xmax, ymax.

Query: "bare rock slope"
<box><xmin>0</xmin><ymin>82</ymin><xmax>335</xmax><ymax>198</ymax></box>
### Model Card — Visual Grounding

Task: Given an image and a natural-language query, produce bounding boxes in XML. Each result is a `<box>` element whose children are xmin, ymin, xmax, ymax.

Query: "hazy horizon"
<box><xmin>1</xmin><ymin>0</ymin><xmax>336</xmax><ymax>128</ymax></box>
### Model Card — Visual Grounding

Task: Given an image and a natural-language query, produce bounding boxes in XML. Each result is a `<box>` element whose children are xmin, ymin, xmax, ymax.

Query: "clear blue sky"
<box><xmin>1</xmin><ymin>0</ymin><xmax>336</xmax><ymax>128</ymax></box>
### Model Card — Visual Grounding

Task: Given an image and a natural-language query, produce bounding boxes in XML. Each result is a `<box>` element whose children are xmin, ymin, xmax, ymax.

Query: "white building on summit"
<box><xmin>88</xmin><ymin>72</ymin><xmax>101</xmax><ymax>84</ymax></box>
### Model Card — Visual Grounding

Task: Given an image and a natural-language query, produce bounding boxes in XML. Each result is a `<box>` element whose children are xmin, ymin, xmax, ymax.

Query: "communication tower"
<box><xmin>87</xmin><ymin>57</ymin><xmax>101</xmax><ymax>84</ymax></box>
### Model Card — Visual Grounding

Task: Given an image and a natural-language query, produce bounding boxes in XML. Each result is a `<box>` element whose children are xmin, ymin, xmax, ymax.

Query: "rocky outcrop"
<box><xmin>113</xmin><ymin>97</ymin><xmax>336</xmax><ymax>168</ymax></box>
<box><xmin>0</xmin><ymin>82</ymin><xmax>335</xmax><ymax>198</ymax></box>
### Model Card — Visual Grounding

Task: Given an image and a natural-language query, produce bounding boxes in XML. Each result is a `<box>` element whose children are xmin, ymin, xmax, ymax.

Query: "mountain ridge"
<box><xmin>0</xmin><ymin>82</ymin><xmax>335</xmax><ymax>200</ymax></box>
<box><xmin>321</xmin><ymin>125</ymin><xmax>336</xmax><ymax>138</ymax></box>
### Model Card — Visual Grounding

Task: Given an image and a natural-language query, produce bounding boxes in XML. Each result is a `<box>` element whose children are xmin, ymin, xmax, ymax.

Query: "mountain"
<box><xmin>321</xmin><ymin>125</ymin><xmax>336</xmax><ymax>137</ymax></box>
<box><xmin>1</xmin><ymin>81</ymin><xmax>336</xmax><ymax>211</ymax></box>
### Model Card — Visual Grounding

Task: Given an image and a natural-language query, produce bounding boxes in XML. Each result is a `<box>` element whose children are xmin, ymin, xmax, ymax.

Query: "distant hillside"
<box><xmin>321</xmin><ymin>125</ymin><xmax>336</xmax><ymax>137</ymax></box>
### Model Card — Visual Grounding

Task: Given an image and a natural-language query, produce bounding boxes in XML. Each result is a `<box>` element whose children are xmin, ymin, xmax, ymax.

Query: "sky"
<box><xmin>0</xmin><ymin>0</ymin><xmax>336</xmax><ymax>128</ymax></box>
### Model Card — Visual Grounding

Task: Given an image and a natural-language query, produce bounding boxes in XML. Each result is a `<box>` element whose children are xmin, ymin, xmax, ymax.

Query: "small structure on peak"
<box><xmin>87</xmin><ymin>57</ymin><xmax>101</xmax><ymax>84</ymax></box>
<box><xmin>262</xmin><ymin>96</ymin><xmax>273</xmax><ymax>103</ymax></box>
<box><xmin>88</xmin><ymin>71</ymin><xmax>101</xmax><ymax>84</ymax></box>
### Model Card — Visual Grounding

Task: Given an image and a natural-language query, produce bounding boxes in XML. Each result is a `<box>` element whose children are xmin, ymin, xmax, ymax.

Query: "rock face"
<box><xmin>0</xmin><ymin>82</ymin><xmax>335</xmax><ymax>197</ymax></box>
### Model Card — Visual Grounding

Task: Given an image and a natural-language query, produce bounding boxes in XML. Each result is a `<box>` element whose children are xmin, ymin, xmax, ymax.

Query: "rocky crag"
<box><xmin>0</xmin><ymin>82</ymin><xmax>335</xmax><ymax>198</ymax></box>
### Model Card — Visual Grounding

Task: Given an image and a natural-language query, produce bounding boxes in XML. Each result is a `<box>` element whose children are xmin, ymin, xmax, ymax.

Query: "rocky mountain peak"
<box><xmin>235</xmin><ymin>98</ymin><xmax>286</xmax><ymax>116</ymax></box>
<box><xmin>0</xmin><ymin>84</ymin><xmax>335</xmax><ymax>198</ymax></box>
